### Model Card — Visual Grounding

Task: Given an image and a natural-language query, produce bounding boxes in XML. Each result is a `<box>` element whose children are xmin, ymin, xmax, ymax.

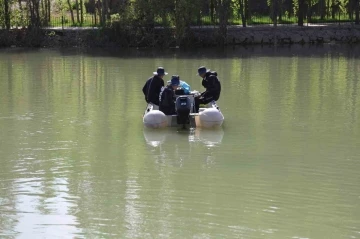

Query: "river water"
<box><xmin>0</xmin><ymin>45</ymin><xmax>359</xmax><ymax>238</ymax></box>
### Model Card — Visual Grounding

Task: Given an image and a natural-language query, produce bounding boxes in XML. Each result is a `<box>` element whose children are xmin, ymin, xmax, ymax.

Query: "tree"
<box><xmin>356</xmin><ymin>0</ymin><xmax>360</xmax><ymax>24</ymax></box>
<box><xmin>76</xmin><ymin>0</ymin><xmax>80</xmax><ymax>23</ymax></box>
<box><xmin>100</xmin><ymin>0</ymin><xmax>110</xmax><ymax>26</ymax></box>
<box><xmin>28</xmin><ymin>0</ymin><xmax>41</xmax><ymax>27</ymax></box>
<box><xmin>236</xmin><ymin>0</ymin><xmax>248</xmax><ymax>27</ymax></box>
<box><xmin>298</xmin><ymin>0</ymin><xmax>305</xmax><ymax>26</ymax></box>
<box><xmin>4</xmin><ymin>0</ymin><xmax>10</xmax><ymax>29</ymax></box>
<box><xmin>217</xmin><ymin>0</ymin><xmax>231</xmax><ymax>45</ymax></box>
<box><xmin>17</xmin><ymin>0</ymin><xmax>25</xmax><ymax>26</ymax></box>
<box><xmin>41</xmin><ymin>0</ymin><xmax>51</xmax><ymax>25</ymax></box>
<box><xmin>67</xmin><ymin>0</ymin><xmax>75</xmax><ymax>25</ymax></box>
<box><xmin>268</xmin><ymin>0</ymin><xmax>284</xmax><ymax>26</ymax></box>
<box><xmin>210</xmin><ymin>0</ymin><xmax>215</xmax><ymax>23</ymax></box>
<box><xmin>80</xmin><ymin>0</ymin><xmax>83</xmax><ymax>24</ymax></box>
<box><xmin>319</xmin><ymin>0</ymin><xmax>327</xmax><ymax>19</ymax></box>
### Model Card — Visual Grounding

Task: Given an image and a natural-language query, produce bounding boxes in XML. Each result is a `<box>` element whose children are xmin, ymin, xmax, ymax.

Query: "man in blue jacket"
<box><xmin>166</xmin><ymin>75</ymin><xmax>191</xmax><ymax>94</ymax></box>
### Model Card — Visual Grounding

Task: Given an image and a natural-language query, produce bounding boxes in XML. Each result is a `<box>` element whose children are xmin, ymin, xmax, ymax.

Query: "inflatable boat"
<box><xmin>142</xmin><ymin>91</ymin><xmax>224</xmax><ymax>129</ymax></box>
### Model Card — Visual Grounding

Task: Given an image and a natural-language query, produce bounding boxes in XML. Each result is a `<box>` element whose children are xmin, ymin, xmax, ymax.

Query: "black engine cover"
<box><xmin>175</xmin><ymin>96</ymin><xmax>191</xmax><ymax>125</ymax></box>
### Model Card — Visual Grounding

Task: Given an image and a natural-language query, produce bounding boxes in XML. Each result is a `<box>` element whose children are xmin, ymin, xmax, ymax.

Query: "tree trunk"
<box><xmin>106</xmin><ymin>0</ymin><xmax>110</xmax><ymax>20</ymax></box>
<box><xmin>298</xmin><ymin>0</ymin><xmax>305</xmax><ymax>26</ymax></box>
<box><xmin>28</xmin><ymin>0</ymin><xmax>33</xmax><ymax>26</ymax></box>
<box><xmin>197</xmin><ymin>10</ymin><xmax>201</xmax><ymax>25</ymax></box>
<box><xmin>348</xmin><ymin>0</ymin><xmax>354</xmax><ymax>20</ymax></box>
<box><xmin>41</xmin><ymin>0</ymin><xmax>46</xmax><ymax>25</ymax></box>
<box><xmin>356</xmin><ymin>0</ymin><xmax>360</xmax><ymax>24</ymax></box>
<box><xmin>4</xmin><ymin>0</ymin><xmax>11</xmax><ymax>30</ymax></box>
<box><xmin>174</xmin><ymin>0</ymin><xmax>185</xmax><ymax>45</ymax></box>
<box><xmin>47</xmin><ymin>0</ymin><xmax>51</xmax><ymax>23</ymax></box>
<box><xmin>76</xmin><ymin>0</ymin><xmax>80</xmax><ymax>23</ymax></box>
<box><xmin>239</xmin><ymin>0</ymin><xmax>246</xmax><ymax>27</ymax></box>
<box><xmin>97</xmin><ymin>1</ymin><xmax>102</xmax><ymax>26</ymax></box>
<box><xmin>307</xmin><ymin>0</ymin><xmax>312</xmax><ymax>23</ymax></box>
<box><xmin>278</xmin><ymin>0</ymin><xmax>283</xmax><ymax>21</ymax></box>
<box><xmin>218</xmin><ymin>0</ymin><xmax>230</xmax><ymax>45</ymax></box>
<box><xmin>245</xmin><ymin>0</ymin><xmax>250</xmax><ymax>21</ymax></box>
<box><xmin>94</xmin><ymin>7</ymin><xmax>97</xmax><ymax>25</ymax></box>
<box><xmin>101</xmin><ymin>0</ymin><xmax>106</xmax><ymax>26</ymax></box>
<box><xmin>80</xmin><ymin>0</ymin><xmax>84</xmax><ymax>25</ymax></box>
<box><xmin>279</xmin><ymin>11</ymin><xmax>282</xmax><ymax>21</ymax></box>
<box><xmin>35</xmin><ymin>0</ymin><xmax>41</xmax><ymax>26</ymax></box>
<box><xmin>319</xmin><ymin>0</ymin><xmax>326</xmax><ymax>19</ymax></box>
<box><xmin>67</xmin><ymin>0</ymin><xmax>75</xmax><ymax>25</ymax></box>
<box><xmin>272</xmin><ymin>0</ymin><xmax>278</xmax><ymax>26</ymax></box>
<box><xmin>210</xmin><ymin>0</ymin><xmax>215</xmax><ymax>23</ymax></box>
<box><xmin>28</xmin><ymin>0</ymin><xmax>41</xmax><ymax>27</ymax></box>
<box><xmin>331</xmin><ymin>0</ymin><xmax>338</xmax><ymax>19</ymax></box>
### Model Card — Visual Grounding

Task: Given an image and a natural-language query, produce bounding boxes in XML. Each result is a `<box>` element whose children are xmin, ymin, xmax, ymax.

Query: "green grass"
<box><xmin>48</xmin><ymin>15</ymin><xmax>99</xmax><ymax>27</ymax></box>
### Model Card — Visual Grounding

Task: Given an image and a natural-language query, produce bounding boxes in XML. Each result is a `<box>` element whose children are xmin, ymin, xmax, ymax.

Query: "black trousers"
<box><xmin>159</xmin><ymin>106</ymin><xmax>176</xmax><ymax>115</ymax></box>
<box><xmin>194</xmin><ymin>95</ymin><xmax>214</xmax><ymax>113</ymax></box>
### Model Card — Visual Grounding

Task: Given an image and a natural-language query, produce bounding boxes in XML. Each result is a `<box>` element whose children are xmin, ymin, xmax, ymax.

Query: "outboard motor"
<box><xmin>175</xmin><ymin>96</ymin><xmax>191</xmax><ymax>126</ymax></box>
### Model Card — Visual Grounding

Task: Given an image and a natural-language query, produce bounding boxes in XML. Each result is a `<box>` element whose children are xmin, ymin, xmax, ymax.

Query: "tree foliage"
<box><xmin>0</xmin><ymin>0</ymin><xmax>359</xmax><ymax>31</ymax></box>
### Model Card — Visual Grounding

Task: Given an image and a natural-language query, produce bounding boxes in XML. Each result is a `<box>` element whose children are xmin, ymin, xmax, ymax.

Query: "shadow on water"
<box><xmin>2</xmin><ymin>44</ymin><xmax>360</xmax><ymax>59</ymax></box>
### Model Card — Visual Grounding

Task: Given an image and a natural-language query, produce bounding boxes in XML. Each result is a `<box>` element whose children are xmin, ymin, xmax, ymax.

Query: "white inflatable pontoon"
<box><xmin>143</xmin><ymin>91</ymin><xmax>224</xmax><ymax>129</ymax></box>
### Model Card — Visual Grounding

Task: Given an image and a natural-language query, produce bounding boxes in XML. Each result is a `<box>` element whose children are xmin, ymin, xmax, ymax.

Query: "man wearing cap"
<box><xmin>142</xmin><ymin>67</ymin><xmax>167</xmax><ymax>109</ymax></box>
<box><xmin>166</xmin><ymin>75</ymin><xmax>192</xmax><ymax>95</ymax></box>
<box><xmin>159</xmin><ymin>75</ymin><xmax>182</xmax><ymax>115</ymax></box>
<box><xmin>194</xmin><ymin>66</ymin><xmax>221</xmax><ymax>113</ymax></box>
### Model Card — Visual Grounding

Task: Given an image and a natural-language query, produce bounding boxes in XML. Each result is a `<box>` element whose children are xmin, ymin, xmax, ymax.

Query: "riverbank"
<box><xmin>1</xmin><ymin>24</ymin><xmax>360</xmax><ymax>48</ymax></box>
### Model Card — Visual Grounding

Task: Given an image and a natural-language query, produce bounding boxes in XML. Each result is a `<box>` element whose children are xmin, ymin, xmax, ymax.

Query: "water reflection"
<box><xmin>143</xmin><ymin>128</ymin><xmax>224</xmax><ymax>148</ymax></box>
<box><xmin>143</xmin><ymin>129</ymin><xmax>168</xmax><ymax>148</ymax></box>
<box><xmin>143</xmin><ymin>128</ymin><xmax>224</xmax><ymax>170</ymax></box>
<box><xmin>189</xmin><ymin>128</ymin><xmax>224</xmax><ymax>147</ymax></box>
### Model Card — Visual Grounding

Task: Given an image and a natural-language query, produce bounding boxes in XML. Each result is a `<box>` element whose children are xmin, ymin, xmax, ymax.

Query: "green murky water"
<box><xmin>0</xmin><ymin>45</ymin><xmax>359</xmax><ymax>238</ymax></box>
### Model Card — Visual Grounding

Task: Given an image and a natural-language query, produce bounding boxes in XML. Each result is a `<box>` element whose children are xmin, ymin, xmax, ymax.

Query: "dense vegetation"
<box><xmin>1</xmin><ymin>0</ymin><xmax>359</xmax><ymax>28</ymax></box>
<box><xmin>0</xmin><ymin>0</ymin><xmax>359</xmax><ymax>47</ymax></box>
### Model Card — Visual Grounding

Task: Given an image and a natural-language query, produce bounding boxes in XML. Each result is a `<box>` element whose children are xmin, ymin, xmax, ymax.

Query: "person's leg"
<box><xmin>202</xmin><ymin>92</ymin><xmax>214</xmax><ymax>104</ymax></box>
<box><xmin>195</xmin><ymin>97</ymin><xmax>208</xmax><ymax>113</ymax></box>
<box><xmin>194</xmin><ymin>97</ymin><xmax>201</xmax><ymax>113</ymax></box>
<box><xmin>202</xmin><ymin>97</ymin><xmax>213</xmax><ymax>105</ymax></box>
<box><xmin>195</xmin><ymin>95</ymin><xmax>216</xmax><ymax>112</ymax></box>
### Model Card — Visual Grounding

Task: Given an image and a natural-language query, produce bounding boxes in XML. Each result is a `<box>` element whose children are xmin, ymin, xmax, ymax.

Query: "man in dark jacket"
<box><xmin>159</xmin><ymin>75</ymin><xmax>181</xmax><ymax>115</ymax></box>
<box><xmin>142</xmin><ymin>67</ymin><xmax>168</xmax><ymax>108</ymax></box>
<box><xmin>194</xmin><ymin>66</ymin><xmax>221</xmax><ymax>113</ymax></box>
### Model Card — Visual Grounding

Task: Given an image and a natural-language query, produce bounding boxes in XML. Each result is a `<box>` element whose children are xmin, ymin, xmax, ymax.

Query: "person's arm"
<box><xmin>205</xmin><ymin>75</ymin><xmax>221</xmax><ymax>95</ymax></box>
<box><xmin>153</xmin><ymin>78</ymin><xmax>164</xmax><ymax>104</ymax></box>
<box><xmin>142</xmin><ymin>80</ymin><xmax>149</xmax><ymax>102</ymax></box>
<box><xmin>206</xmin><ymin>75</ymin><xmax>217</xmax><ymax>90</ymax></box>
